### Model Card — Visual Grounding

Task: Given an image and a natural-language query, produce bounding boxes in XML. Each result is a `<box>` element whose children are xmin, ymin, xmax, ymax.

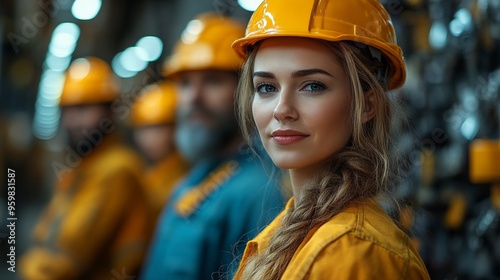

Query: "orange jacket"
<box><xmin>20</xmin><ymin>135</ymin><xmax>153</xmax><ymax>280</ymax></box>
<box><xmin>235</xmin><ymin>198</ymin><xmax>430</xmax><ymax>279</ymax></box>
<box><xmin>142</xmin><ymin>151</ymin><xmax>189</xmax><ymax>220</ymax></box>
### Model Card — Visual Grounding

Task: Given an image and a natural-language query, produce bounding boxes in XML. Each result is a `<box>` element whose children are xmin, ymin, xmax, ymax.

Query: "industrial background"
<box><xmin>1</xmin><ymin>0</ymin><xmax>499</xmax><ymax>279</ymax></box>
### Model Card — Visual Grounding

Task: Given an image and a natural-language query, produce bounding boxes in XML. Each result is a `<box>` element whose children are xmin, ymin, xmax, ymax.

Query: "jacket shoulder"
<box><xmin>283</xmin><ymin>200</ymin><xmax>429</xmax><ymax>279</ymax></box>
<box><xmin>90</xmin><ymin>144</ymin><xmax>144</xmax><ymax>177</ymax></box>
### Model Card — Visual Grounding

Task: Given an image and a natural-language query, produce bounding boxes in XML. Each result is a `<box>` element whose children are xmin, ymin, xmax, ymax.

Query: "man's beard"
<box><xmin>65</xmin><ymin>126</ymin><xmax>107</xmax><ymax>156</ymax></box>
<box><xmin>175</xmin><ymin>104</ymin><xmax>239</xmax><ymax>163</ymax></box>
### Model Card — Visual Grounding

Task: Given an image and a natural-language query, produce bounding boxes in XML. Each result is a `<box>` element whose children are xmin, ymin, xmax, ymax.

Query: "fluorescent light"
<box><xmin>33</xmin><ymin>22</ymin><xmax>80</xmax><ymax>140</ymax></box>
<box><xmin>120</xmin><ymin>47</ymin><xmax>148</xmax><ymax>72</ymax></box>
<box><xmin>48</xmin><ymin>22</ymin><xmax>80</xmax><ymax>57</ymax></box>
<box><xmin>460</xmin><ymin>116</ymin><xmax>479</xmax><ymax>140</ymax></box>
<box><xmin>112</xmin><ymin>52</ymin><xmax>137</xmax><ymax>78</ymax></box>
<box><xmin>45</xmin><ymin>54</ymin><xmax>72</xmax><ymax>71</ymax></box>
<box><xmin>429</xmin><ymin>21</ymin><xmax>447</xmax><ymax>50</ymax></box>
<box><xmin>71</xmin><ymin>0</ymin><xmax>102</xmax><ymax>20</ymax></box>
<box><xmin>136</xmin><ymin>36</ymin><xmax>163</xmax><ymax>61</ymax></box>
<box><xmin>237</xmin><ymin>0</ymin><xmax>264</xmax><ymax>12</ymax></box>
<box><xmin>449</xmin><ymin>9</ymin><xmax>472</xmax><ymax>37</ymax></box>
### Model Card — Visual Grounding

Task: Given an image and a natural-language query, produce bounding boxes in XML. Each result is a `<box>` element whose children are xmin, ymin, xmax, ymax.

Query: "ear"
<box><xmin>361</xmin><ymin>90</ymin><xmax>376</xmax><ymax>123</ymax></box>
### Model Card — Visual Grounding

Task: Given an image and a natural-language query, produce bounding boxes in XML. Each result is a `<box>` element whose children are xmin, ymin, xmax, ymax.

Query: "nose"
<box><xmin>61</xmin><ymin>107</ymin><xmax>79</xmax><ymax>128</ymax></box>
<box><xmin>177</xmin><ymin>79</ymin><xmax>204</xmax><ymax>106</ymax></box>
<box><xmin>273</xmin><ymin>90</ymin><xmax>298</xmax><ymax>122</ymax></box>
<box><xmin>186</xmin><ymin>84</ymin><xmax>203</xmax><ymax>104</ymax></box>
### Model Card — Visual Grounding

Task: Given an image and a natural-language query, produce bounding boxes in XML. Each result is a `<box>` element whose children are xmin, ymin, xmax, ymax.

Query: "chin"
<box><xmin>269</xmin><ymin>154</ymin><xmax>308</xmax><ymax>170</ymax></box>
<box><xmin>267</xmin><ymin>148</ymin><xmax>333</xmax><ymax>171</ymax></box>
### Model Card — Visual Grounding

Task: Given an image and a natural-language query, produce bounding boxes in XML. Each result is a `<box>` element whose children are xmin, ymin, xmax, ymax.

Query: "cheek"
<box><xmin>61</xmin><ymin>109</ymin><xmax>81</xmax><ymax>129</ymax></box>
<box><xmin>86</xmin><ymin>114</ymin><xmax>104</xmax><ymax>128</ymax></box>
<box><xmin>134</xmin><ymin>132</ymin><xmax>147</xmax><ymax>149</ymax></box>
<box><xmin>252</xmin><ymin>97</ymin><xmax>269</xmax><ymax>136</ymax></box>
<box><xmin>206</xmin><ymin>85</ymin><xmax>235</xmax><ymax>112</ymax></box>
<box><xmin>81</xmin><ymin>108</ymin><xmax>107</xmax><ymax>128</ymax></box>
<box><xmin>135</xmin><ymin>129</ymin><xmax>170</xmax><ymax>151</ymax></box>
<box><xmin>135</xmin><ymin>129</ymin><xmax>155</xmax><ymax>145</ymax></box>
<box><xmin>158</xmin><ymin>129</ymin><xmax>174</xmax><ymax>146</ymax></box>
<box><xmin>61</xmin><ymin>114</ymin><xmax>73</xmax><ymax>129</ymax></box>
<box><xmin>315</xmin><ymin>103</ymin><xmax>352</xmax><ymax>144</ymax></box>
<box><xmin>176</xmin><ymin>91</ymin><xmax>190</xmax><ymax>106</ymax></box>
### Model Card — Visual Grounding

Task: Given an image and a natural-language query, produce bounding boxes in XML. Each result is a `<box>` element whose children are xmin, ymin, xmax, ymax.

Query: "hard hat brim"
<box><xmin>232</xmin><ymin>32</ymin><xmax>406</xmax><ymax>90</ymax></box>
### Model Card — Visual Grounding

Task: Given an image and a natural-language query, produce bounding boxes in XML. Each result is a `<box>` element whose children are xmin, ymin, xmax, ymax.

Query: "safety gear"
<box><xmin>163</xmin><ymin>13</ymin><xmax>245</xmax><ymax>78</ymax></box>
<box><xmin>131</xmin><ymin>82</ymin><xmax>177</xmax><ymax>127</ymax></box>
<box><xmin>20</xmin><ymin>134</ymin><xmax>152</xmax><ymax>280</ymax></box>
<box><xmin>234</xmin><ymin>198</ymin><xmax>430</xmax><ymax>279</ymax></box>
<box><xmin>232</xmin><ymin>0</ymin><xmax>406</xmax><ymax>90</ymax></box>
<box><xmin>470</xmin><ymin>139</ymin><xmax>500</xmax><ymax>183</ymax></box>
<box><xmin>60</xmin><ymin>57</ymin><xmax>119</xmax><ymax>106</ymax></box>
<box><xmin>142</xmin><ymin>152</ymin><xmax>189</xmax><ymax>220</ymax></box>
<box><xmin>140</xmin><ymin>154</ymin><xmax>285</xmax><ymax>280</ymax></box>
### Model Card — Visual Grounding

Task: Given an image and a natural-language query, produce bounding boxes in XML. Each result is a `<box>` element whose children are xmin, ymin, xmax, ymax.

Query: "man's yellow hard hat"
<box><xmin>163</xmin><ymin>13</ymin><xmax>245</xmax><ymax>78</ymax></box>
<box><xmin>130</xmin><ymin>82</ymin><xmax>177</xmax><ymax>127</ymax></box>
<box><xmin>59</xmin><ymin>57</ymin><xmax>119</xmax><ymax>106</ymax></box>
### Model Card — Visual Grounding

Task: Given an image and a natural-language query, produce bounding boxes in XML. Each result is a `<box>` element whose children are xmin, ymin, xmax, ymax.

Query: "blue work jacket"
<box><xmin>141</xmin><ymin>149</ymin><xmax>285</xmax><ymax>280</ymax></box>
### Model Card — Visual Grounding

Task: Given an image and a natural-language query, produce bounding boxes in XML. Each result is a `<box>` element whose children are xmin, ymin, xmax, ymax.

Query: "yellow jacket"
<box><xmin>235</xmin><ymin>198</ymin><xmax>430</xmax><ymax>280</ymax></box>
<box><xmin>142</xmin><ymin>151</ymin><xmax>189</xmax><ymax>220</ymax></box>
<box><xmin>20</xmin><ymin>135</ymin><xmax>153</xmax><ymax>280</ymax></box>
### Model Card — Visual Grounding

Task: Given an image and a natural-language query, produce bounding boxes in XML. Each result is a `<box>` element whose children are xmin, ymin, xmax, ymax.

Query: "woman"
<box><xmin>231</xmin><ymin>0</ymin><xmax>430</xmax><ymax>279</ymax></box>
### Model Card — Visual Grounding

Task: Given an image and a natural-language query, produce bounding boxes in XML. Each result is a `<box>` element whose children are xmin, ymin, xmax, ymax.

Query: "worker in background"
<box><xmin>130</xmin><ymin>82</ymin><xmax>190</xmax><ymax>221</ymax></box>
<box><xmin>140</xmin><ymin>13</ymin><xmax>285</xmax><ymax>280</ymax></box>
<box><xmin>20</xmin><ymin>57</ymin><xmax>152</xmax><ymax>280</ymax></box>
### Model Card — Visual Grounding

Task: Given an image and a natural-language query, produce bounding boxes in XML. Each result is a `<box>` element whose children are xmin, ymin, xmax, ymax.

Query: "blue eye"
<box><xmin>302</xmin><ymin>82</ymin><xmax>326</xmax><ymax>93</ymax></box>
<box><xmin>255</xmin><ymin>83</ymin><xmax>278</xmax><ymax>95</ymax></box>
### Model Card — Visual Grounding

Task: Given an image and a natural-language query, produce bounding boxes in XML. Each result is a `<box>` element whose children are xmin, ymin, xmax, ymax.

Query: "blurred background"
<box><xmin>0</xmin><ymin>0</ymin><xmax>499</xmax><ymax>279</ymax></box>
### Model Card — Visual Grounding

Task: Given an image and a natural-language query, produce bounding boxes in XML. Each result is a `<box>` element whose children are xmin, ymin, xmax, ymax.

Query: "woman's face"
<box><xmin>252</xmin><ymin>37</ymin><xmax>352</xmax><ymax>170</ymax></box>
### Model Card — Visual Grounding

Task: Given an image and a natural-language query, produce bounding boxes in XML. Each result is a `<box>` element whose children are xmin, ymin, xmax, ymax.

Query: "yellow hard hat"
<box><xmin>59</xmin><ymin>57</ymin><xmax>119</xmax><ymax>106</ymax></box>
<box><xmin>232</xmin><ymin>0</ymin><xmax>406</xmax><ymax>90</ymax></box>
<box><xmin>130</xmin><ymin>82</ymin><xmax>177</xmax><ymax>127</ymax></box>
<box><xmin>163</xmin><ymin>13</ymin><xmax>245</xmax><ymax>78</ymax></box>
<box><xmin>469</xmin><ymin>139</ymin><xmax>500</xmax><ymax>183</ymax></box>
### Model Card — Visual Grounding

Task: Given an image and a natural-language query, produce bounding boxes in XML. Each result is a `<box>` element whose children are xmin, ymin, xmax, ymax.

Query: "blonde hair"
<box><xmin>236</xmin><ymin>40</ymin><xmax>403</xmax><ymax>279</ymax></box>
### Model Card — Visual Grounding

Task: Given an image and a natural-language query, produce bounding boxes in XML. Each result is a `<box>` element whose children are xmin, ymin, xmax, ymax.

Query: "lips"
<box><xmin>271</xmin><ymin>129</ymin><xmax>309</xmax><ymax>145</ymax></box>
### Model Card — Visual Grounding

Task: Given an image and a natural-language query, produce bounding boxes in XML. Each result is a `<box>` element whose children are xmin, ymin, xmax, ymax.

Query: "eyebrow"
<box><xmin>253</xmin><ymin>68</ymin><xmax>333</xmax><ymax>79</ymax></box>
<box><xmin>253</xmin><ymin>71</ymin><xmax>275</xmax><ymax>78</ymax></box>
<box><xmin>292</xmin><ymin>68</ymin><xmax>333</xmax><ymax>78</ymax></box>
